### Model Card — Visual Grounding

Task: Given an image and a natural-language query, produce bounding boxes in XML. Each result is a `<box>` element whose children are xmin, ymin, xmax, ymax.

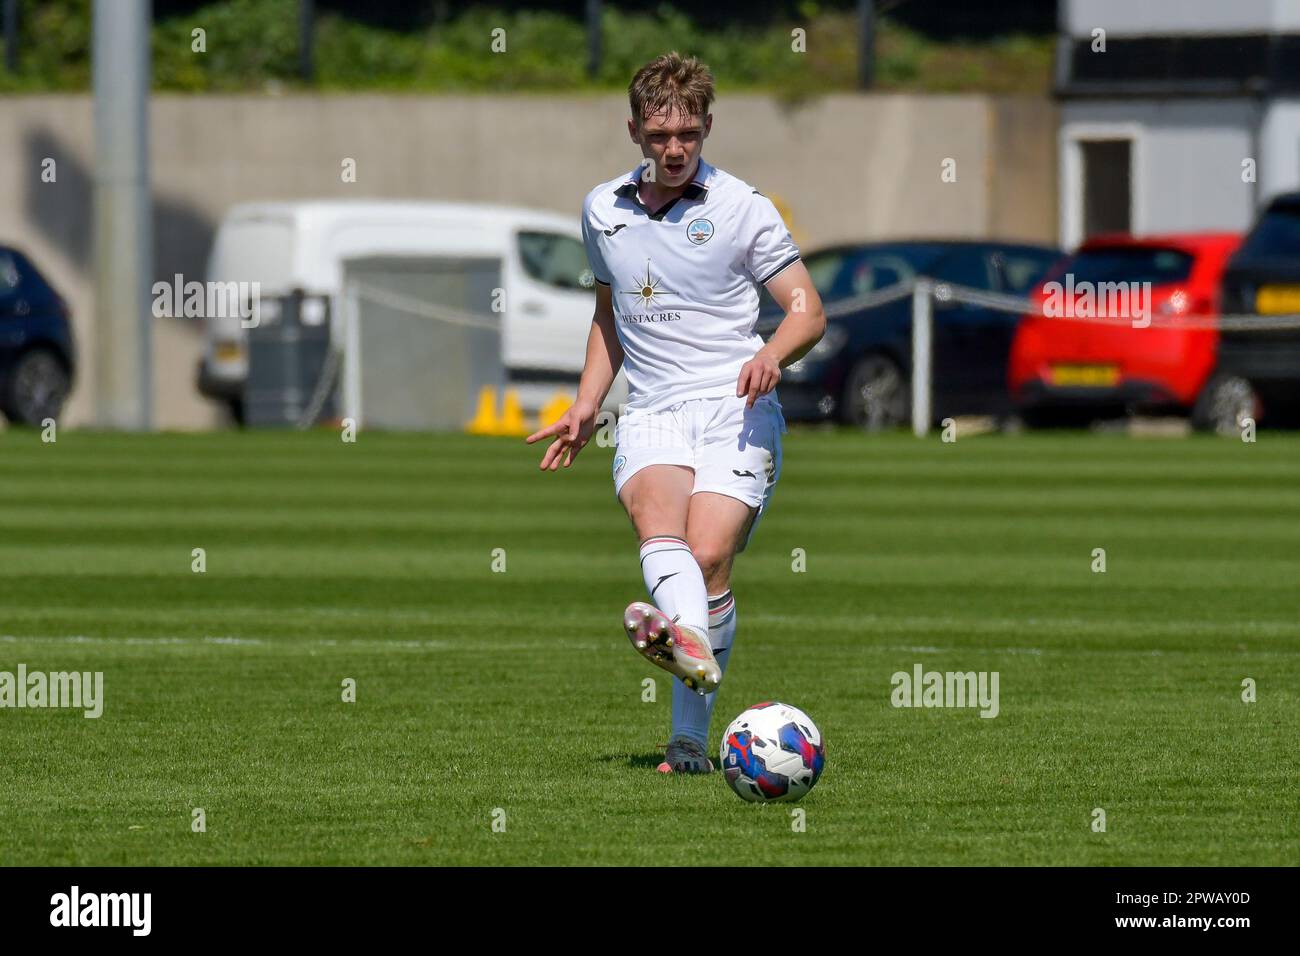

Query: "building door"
<box><xmin>1081</xmin><ymin>139</ymin><xmax>1131</xmax><ymax>239</ymax></box>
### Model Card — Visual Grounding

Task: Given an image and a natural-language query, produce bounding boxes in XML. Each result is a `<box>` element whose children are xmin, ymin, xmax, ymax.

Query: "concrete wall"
<box><xmin>0</xmin><ymin>93</ymin><xmax>1057</xmax><ymax>429</ymax></box>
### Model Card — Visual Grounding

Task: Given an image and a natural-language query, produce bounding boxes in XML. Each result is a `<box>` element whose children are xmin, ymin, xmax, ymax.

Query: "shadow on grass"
<box><xmin>596</xmin><ymin>752</ymin><xmax>664</xmax><ymax>770</ymax></box>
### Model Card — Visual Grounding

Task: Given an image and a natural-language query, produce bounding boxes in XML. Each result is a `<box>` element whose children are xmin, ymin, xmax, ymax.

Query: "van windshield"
<box><xmin>209</xmin><ymin>218</ymin><xmax>295</xmax><ymax>288</ymax></box>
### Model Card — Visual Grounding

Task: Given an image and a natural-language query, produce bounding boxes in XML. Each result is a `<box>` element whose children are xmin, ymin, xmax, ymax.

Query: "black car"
<box><xmin>1217</xmin><ymin>192</ymin><xmax>1300</xmax><ymax>426</ymax></box>
<box><xmin>758</xmin><ymin>240</ymin><xmax>1062</xmax><ymax>427</ymax></box>
<box><xmin>0</xmin><ymin>246</ymin><xmax>76</xmax><ymax>426</ymax></box>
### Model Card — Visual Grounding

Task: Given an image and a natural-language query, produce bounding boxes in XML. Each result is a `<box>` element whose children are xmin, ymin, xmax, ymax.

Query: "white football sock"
<box><xmin>672</xmin><ymin>589</ymin><xmax>736</xmax><ymax>747</ymax></box>
<box><xmin>638</xmin><ymin>536</ymin><xmax>709</xmax><ymax>636</ymax></box>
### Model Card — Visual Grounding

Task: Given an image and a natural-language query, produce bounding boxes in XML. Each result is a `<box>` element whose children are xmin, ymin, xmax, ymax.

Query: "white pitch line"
<box><xmin>10</xmin><ymin>606</ymin><xmax>1300</xmax><ymax>640</ymax></box>
<box><xmin>749</xmin><ymin>612</ymin><xmax>1300</xmax><ymax>640</ymax></box>
<box><xmin>1</xmin><ymin>634</ymin><xmax>1294</xmax><ymax>660</ymax></box>
<box><xmin>0</xmin><ymin>634</ymin><xmax>604</xmax><ymax>652</ymax></box>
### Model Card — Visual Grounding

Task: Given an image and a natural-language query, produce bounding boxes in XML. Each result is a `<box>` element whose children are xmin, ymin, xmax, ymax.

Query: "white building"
<box><xmin>1056</xmin><ymin>0</ymin><xmax>1300</xmax><ymax>247</ymax></box>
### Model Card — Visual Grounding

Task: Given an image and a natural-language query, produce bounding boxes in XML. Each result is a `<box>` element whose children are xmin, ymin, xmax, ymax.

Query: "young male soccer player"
<box><xmin>525</xmin><ymin>52</ymin><xmax>825</xmax><ymax>773</ymax></box>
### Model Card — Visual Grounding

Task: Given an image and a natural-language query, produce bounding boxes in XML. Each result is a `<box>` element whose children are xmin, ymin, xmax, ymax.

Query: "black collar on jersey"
<box><xmin>614</xmin><ymin>169</ymin><xmax>709</xmax><ymax>221</ymax></box>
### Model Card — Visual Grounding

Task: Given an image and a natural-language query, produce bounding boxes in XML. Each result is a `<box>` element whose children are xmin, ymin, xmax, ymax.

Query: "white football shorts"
<box><xmin>611</xmin><ymin>392</ymin><xmax>787</xmax><ymax>552</ymax></box>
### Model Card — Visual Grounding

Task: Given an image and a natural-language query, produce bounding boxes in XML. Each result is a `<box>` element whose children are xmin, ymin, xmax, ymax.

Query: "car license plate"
<box><xmin>1255</xmin><ymin>285</ymin><xmax>1300</xmax><ymax>315</ymax></box>
<box><xmin>1048</xmin><ymin>364</ymin><xmax>1119</xmax><ymax>387</ymax></box>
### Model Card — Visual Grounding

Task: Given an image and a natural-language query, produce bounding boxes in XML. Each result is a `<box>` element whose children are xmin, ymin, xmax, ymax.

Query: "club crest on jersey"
<box><xmin>686</xmin><ymin>218</ymin><xmax>714</xmax><ymax>245</ymax></box>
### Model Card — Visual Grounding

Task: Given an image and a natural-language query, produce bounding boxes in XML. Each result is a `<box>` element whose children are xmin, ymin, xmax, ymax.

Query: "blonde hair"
<box><xmin>628</xmin><ymin>52</ymin><xmax>715</xmax><ymax>127</ymax></box>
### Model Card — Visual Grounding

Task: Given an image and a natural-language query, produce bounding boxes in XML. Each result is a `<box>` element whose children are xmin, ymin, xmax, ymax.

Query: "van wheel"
<box><xmin>1192</xmin><ymin>373</ymin><xmax>1260</xmax><ymax>436</ymax></box>
<box><xmin>2</xmin><ymin>348</ymin><xmax>70</xmax><ymax>426</ymax></box>
<box><xmin>842</xmin><ymin>354</ymin><xmax>909</xmax><ymax>431</ymax></box>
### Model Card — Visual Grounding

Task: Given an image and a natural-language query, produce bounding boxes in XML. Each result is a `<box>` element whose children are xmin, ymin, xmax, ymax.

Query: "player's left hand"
<box><xmin>524</xmin><ymin>397</ymin><xmax>599</xmax><ymax>471</ymax></box>
<box><xmin>736</xmin><ymin>347</ymin><xmax>781</xmax><ymax>408</ymax></box>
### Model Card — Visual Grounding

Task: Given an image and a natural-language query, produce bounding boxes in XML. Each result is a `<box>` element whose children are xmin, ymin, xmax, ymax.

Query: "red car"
<box><xmin>1009</xmin><ymin>233</ymin><xmax>1242</xmax><ymax>427</ymax></box>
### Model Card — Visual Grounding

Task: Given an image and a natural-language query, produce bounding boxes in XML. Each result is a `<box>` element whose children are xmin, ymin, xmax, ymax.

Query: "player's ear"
<box><xmin>627</xmin><ymin>117</ymin><xmax>640</xmax><ymax>143</ymax></box>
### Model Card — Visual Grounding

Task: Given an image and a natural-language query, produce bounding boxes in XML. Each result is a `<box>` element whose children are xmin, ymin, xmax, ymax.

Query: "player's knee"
<box><xmin>626</xmin><ymin>498</ymin><xmax>682</xmax><ymax>540</ymax></box>
<box><xmin>689</xmin><ymin>540</ymin><xmax>732</xmax><ymax>579</ymax></box>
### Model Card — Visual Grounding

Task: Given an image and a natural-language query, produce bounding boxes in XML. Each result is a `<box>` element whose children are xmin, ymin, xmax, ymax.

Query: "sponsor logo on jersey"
<box><xmin>620</xmin><ymin>312</ymin><xmax>683</xmax><ymax>324</ymax></box>
<box><xmin>620</xmin><ymin>260</ymin><xmax>674</xmax><ymax>309</ymax></box>
<box><xmin>603</xmin><ymin>223</ymin><xmax>628</xmax><ymax>237</ymax></box>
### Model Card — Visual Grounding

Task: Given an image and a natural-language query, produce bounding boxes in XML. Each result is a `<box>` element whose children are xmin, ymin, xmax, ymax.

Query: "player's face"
<box><xmin>629</xmin><ymin>107</ymin><xmax>711</xmax><ymax>187</ymax></box>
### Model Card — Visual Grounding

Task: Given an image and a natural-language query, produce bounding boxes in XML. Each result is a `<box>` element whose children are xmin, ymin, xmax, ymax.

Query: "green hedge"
<box><xmin>0</xmin><ymin>1</ymin><xmax>1052</xmax><ymax>95</ymax></box>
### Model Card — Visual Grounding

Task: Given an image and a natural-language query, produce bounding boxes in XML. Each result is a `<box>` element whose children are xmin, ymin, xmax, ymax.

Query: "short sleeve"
<box><xmin>581</xmin><ymin>196</ymin><xmax>612</xmax><ymax>287</ymax></box>
<box><xmin>744</xmin><ymin>193</ymin><xmax>801</xmax><ymax>285</ymax></box>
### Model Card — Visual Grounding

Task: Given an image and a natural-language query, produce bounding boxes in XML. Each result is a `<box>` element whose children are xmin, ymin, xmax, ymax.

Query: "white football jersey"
<box><xmin>580</xmin><ymin>157</ymin><xmax>801</xmax><ymax>412</ymax></box>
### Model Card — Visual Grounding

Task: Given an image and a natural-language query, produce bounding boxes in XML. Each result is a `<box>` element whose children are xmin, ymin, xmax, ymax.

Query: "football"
<box><xmin>719</xmin><ymin>702</ymin><xmax>825</xmax><ymax>802</ymax></box>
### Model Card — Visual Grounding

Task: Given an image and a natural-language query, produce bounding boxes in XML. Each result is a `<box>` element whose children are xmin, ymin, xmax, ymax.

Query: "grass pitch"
<box><xmin>0</xmin><ymin>426</ymin><xmax>1296</xmax><ymax>865</ymax></box>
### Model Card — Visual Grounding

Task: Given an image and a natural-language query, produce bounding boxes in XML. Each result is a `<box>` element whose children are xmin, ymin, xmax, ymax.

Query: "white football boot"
<box><xmin>622</xmin><ymin>601</ymin><xmax>721</xmax><ymax>696</ymax></box>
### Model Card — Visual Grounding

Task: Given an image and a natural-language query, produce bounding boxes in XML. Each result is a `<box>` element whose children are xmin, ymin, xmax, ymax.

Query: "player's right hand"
<box><xmin>524</xmin><ymin>398</ymin><xmax>599</xmax><ymax>471</ymax></box>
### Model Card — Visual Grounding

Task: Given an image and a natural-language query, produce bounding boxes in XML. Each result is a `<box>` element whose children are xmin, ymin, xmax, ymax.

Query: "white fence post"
<box><xmin>911</xmin><ymin>278</ymin><xmax>932</xmax><ymax>437</ymax></box>
<box><xmin>343</xmin><ymin>279</ymin><xmax>362</xmax><ymax>426</ymax></box>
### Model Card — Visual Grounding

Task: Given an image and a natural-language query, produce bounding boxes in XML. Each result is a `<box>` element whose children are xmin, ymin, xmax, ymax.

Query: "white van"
<box><xmin>197</xmin><ymin>200</ymin><xmax>625</xmax><ymax>421</ymax></box>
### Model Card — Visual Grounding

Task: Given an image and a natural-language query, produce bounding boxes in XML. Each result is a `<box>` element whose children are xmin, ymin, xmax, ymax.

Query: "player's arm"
<box><xmin>524</xmin><ymin>282</ymin><xmax>622</xmax><ymax>470</ymax></box>
<box><xmin>575</xmin><ymin>282</ymin><xmax>624</xmax><ymax>410</ymax></box>
<box><xmin>737</xmin><ymin>260</ymin><xmax>826</xmax><ymax>407</ymax></box>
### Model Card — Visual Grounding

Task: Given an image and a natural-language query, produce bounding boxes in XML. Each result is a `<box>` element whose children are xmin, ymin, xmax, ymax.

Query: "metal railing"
<box><xmin>905</xmin><ymin>279</ymin><xmax>1300</xmax><ymax>437</ymax></box>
